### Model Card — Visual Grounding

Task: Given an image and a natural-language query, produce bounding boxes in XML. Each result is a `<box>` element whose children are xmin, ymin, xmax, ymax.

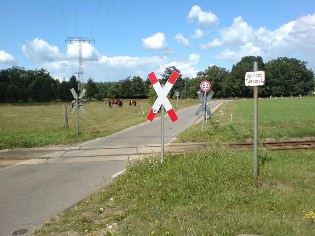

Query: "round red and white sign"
<box><xmin>200</xmin><ymin>80</ymin><xmax>211</xmax><ymax>92</ymax></box>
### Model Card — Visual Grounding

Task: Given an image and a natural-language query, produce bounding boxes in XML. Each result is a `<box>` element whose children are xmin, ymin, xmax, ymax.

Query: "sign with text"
<box><xmin>245</xmin><ymin>71</ymin><xmax>265</xmax><ymax>86</ymax></box>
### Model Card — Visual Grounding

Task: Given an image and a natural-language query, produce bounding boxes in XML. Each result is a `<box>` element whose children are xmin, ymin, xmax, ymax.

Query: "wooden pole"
<box><xmin>64</xmin><ymin>103</ymin><xmax>68</xmax><ymax>128</ymax></box>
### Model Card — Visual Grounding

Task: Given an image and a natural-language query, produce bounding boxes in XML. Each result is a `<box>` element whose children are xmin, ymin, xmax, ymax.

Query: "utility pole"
<box><xmin>65</xmin><ymin>37</ymin><xmax>95</xmax><ymax>92</ymax></box>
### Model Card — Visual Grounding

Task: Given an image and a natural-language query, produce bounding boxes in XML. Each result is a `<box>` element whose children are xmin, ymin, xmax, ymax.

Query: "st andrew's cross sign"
<box><xmin>195</xmin><ymin>91</ymin><xmax>214</xmax><ymax>116</ymax></box>
<box><xmin>147</xmin><ymin>71</ymin><xmax>179</xmax><ymax>122</ymax></box>
<box><xmin>70</xmin><ymin>88</ymin><xmax>86</xmax><ymax>113</ymax></box>
<box><xmin>70</xmin><ymin>88</ymin><xmax>86</xmax><ymax>135</ymax></box>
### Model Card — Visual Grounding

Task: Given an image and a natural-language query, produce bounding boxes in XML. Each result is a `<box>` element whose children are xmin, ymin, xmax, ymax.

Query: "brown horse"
<box><xmin>109</xmin><ymin>99</ymin><xmax>123</xmax><ymax>108</ymax></box>
<box><xmin>129</xmin><ymin>99</ymin><xmax>137</xmax><ymax>106</ymax></box>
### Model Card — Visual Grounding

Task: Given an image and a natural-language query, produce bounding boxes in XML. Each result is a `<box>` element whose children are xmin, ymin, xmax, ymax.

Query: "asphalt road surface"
<box><xmin>0</xmin><ymin>101</ymin><xmax>222</xmax><ymax>236</ymax></box>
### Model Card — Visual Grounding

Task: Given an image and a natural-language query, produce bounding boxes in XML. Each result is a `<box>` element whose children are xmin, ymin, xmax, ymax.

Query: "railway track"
<box><xmin>228</xmin><ymin>140</ymin><xmax>315</xmax><ymax>150</ymax></box>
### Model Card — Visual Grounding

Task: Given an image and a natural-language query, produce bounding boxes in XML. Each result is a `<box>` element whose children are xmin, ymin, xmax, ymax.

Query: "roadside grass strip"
<box><xmin>33</xmin><ymin>149</ymin><xmax>315</xmax><ymax>236</ymax></box>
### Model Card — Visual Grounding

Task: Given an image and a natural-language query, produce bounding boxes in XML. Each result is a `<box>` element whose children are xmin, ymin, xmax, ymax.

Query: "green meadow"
<box><xmin>32</xmin><ymin>97</ymin><xmax>315</xmax><ymax>236</ymax></box>
<box><xmin>177</xmin><ymin>97</ymin><xmax>315</xmax><ymax>143</ymax></box>
<box><xmin>0</xmin><ymin>99</ymin><xmax>199</xmax><ymax>150</ymax></box>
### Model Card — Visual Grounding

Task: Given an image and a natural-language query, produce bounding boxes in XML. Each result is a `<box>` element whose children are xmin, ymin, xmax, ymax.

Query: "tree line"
<box><xmin>0</xmin><ymin>56</ymin><xmax>314</xmax><ymax>103</ymax></box>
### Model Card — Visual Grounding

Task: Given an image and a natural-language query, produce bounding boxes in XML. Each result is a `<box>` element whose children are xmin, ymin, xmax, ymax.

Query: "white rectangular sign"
<box><xmin>245</xmin><ymin>71</ymin><xmax>265</xmax><ymax>86</ymax></box>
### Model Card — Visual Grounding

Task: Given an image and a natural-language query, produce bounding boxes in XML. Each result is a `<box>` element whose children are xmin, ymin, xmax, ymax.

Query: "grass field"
<box><xmin>0</xmin><ymin>99</ymin><xmax>199</xmax><ymax>150</ymax></box>
<box><xmin>178</xmin><ymin>97</ymin><xmax>315</xmax><ymax>143</ymax></box>
<box><xmin>32</xmin><ymin>97</ymin><xmax>315</xmax><ymax>236</ymax></box>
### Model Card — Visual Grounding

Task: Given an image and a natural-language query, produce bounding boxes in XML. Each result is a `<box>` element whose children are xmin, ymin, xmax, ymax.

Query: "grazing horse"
<box><xmin>109</xmin><ymin>99</ymin><xmax>123</xmax><ymax>108</ymax></box>
<box><xmin>129</xmin><ymin>99</ymin><xmax>137</xmax><ymax>106</ymax></box>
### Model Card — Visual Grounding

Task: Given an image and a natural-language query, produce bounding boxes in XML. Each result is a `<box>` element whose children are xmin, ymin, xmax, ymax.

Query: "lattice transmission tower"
<box><xmin>65</xmin><ymin>37</ymin><xmax>95</xmax><ymax>92</ymax></box>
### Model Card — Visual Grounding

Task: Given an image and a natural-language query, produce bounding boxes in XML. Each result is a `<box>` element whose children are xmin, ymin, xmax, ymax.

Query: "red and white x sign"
<box><xmin>147</xmin><ymin>71</ymin><xmax>179</xmax><ymax>122</ymax></box>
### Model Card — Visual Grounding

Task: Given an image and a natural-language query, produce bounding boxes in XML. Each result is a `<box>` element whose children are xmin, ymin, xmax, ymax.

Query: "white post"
<box><xmin>76</xmin><ymin>96</ymin><xmax>80</xmax><ymax>135</ymax></box>
<box><xmin>161</xmin><ymin>104</ymin><xmax>165</xmax><ymax>163</ymax></box>
<box><xmin>202</xmin><ymin>92</ymin><xmax>206</xmax><ymax>132</ymax></box>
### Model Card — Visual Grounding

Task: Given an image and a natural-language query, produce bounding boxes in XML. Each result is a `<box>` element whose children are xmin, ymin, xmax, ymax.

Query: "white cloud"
<box><xmin>201</xmin><ymin>39</ymin><xmax>222</xmax><ymax>49</ymax></box>
<box><xmin>175</xmin><ymin>33</ymin><xmax>190</xmax><ymax>46</ymax></box>
<box><xmin>66</xmin><ymin>42</ymin><xmax>100</xmax><ymax>61</ymax></box>
<box><xmin>202</xmin><ymin>14</ymin><xmax>315</xmax><ymax>67</ymax></box>
<box><xmin>202</xmin><ymin>16</ymin><xmax>254</xmax><ymax>50</ymax></box>
<box><xmin>191</xmin><ymin>28</ymin><xmax>205</xmax><ymax>39</ymax></box>
<box><xmin>187</xmin><ymin>5</ymin><xmax>218</xmax><ymax>29</ymax></box>
<box><xmin>221</xmin><ymin>16</ymin><xmax>254</xmax><ymax>45</ymax></box>
<box><xmin>21</xmin><ymin>38</ymin><xmax>63</xmax><ymax>63</ymax></box>
<box><xmin>18</xmin><ymin>36</ymin><xmax>202</xmax><ymax>81</ymax></box>
<box><xmin>92</xmin><ymin>55</ymin><xmax>168</xmax><ymax>81</ymax></box>
<box><xmin>142</xmin><ymin>32</ymin><xmax>169</xmax><ymax>50</ymax></box>
<box><xmin>158</xmin><ymin>54</ymin><xmax>200</xmax><ymax>78</ymax></box>
<box><xmin>0</xmin><ymin>50</ymin><xmax>17</xmax><ymax>64</ymax></box>
<box><xmin>99</xmin><ymin>55</ymin><xmax>166</xmax><ymax>68</ymax></box>
<box><xmin>216</xmin><ymin>43</ymin><xmax>262</xmax><ymax>60</ymax></box>
<box><xmin>42</xmin><ymin>60</ymin><xmax>76</xmax><ymax>81</ymax></box>
<box><xmin>188</xmin><ymin>54</ymin><xmax>200</xmax><ymax>64</ymax></box>
<box><xmin>46</xmin><ymin>54</ymin><xmax>200</xmax><ymax>82</ymax></box>
<box><xmin>43</xmin><ymin>55</ymin><xmax>168</xmax><ymax>82</ymax></box>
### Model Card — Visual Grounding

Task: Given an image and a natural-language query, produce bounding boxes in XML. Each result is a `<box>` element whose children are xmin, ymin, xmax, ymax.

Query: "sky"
<box><xmin>1</xmin><ymin>0</ymin><xmax>315</xmax><ymax>83</ymax></box>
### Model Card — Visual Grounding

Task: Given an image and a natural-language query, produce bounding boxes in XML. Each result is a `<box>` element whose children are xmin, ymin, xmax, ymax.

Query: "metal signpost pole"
<box><xmin>76</xmin><ymin>96</ymin><xmax>80</xmax><ymax>135</ymax></box>
<box><xmin>70</xmin><ymin>88</ymin><xmax>85</xmax><ymax>136</ymax></box>
<box><xmin>253</xmin><ymin>62</ymin><xmax>258</xmax><ymax>178</ymax></box>
<box><xmin>199</xmin><ymin>80</ymin><xmax>211</xmax><ymax>132</ymax></box>
<box><xmin>205</xmin><ymin>91</ymin><xmax>208</xmax><ymax>125</ymax></box>
<box><xmin>161</xmin><ymin>104</ymin><xmax>165</xmax><ymax>163</ymax></box>
<box><xmin>202</xmin><ymin>92</ymin><xmax>206</xmax><ymax>132</ymax></box>
<box><xmin>245</xmin><ymin>64</ymin><xmax>265</xmax><ymax>179</ymax></box>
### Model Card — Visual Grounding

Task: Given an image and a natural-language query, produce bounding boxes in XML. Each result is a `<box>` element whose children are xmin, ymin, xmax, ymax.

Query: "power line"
<box><xmin>74</xmin><ymin>5</ymin><xmax>77</xmax><ymax>36</ymax></box>
<box><xmin>89</xmin><ymin>0</ymin><xmax>102</xmax><ymax>37</ymax></box>
<box><xmin>46</xmin><ymin>0</ymin><xmax>63</xmax><ymax>39</ymax></box>
<box><xmin>103</xmin><ymin>0</ymin><xmax>129</xmax><ymax>34</ymax></box>
<box><xmin>59</xmin><ymin>0</ymin><xmax>68</xmax><ymax>36</ymax></box>
<box><xmin>95</xmin><ymin>0</ymin><xmax>116</xmax><ymax>39</ymax></box>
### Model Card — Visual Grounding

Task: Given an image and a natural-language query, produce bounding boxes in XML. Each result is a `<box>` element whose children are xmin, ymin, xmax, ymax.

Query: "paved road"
<box><xmin>0</xmin><ymin>102</ymin><xmax>222</xmax><ymax>236</ymax></box>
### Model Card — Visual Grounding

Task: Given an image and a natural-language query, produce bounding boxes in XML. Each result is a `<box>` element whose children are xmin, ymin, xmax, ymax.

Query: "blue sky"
<box><xmin>1</xmin><ymin>0</ymin><xmax>315</xmax><ymax>82</ymax></box>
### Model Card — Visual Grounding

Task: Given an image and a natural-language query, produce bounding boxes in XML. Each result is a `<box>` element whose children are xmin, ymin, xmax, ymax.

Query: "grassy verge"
<box><xmin>33</xmin><ymin>149</ymin><xmax>315</xmax><ymax>236</ymax></box>
<box><xmin>0</xmin><ymin>99</ymin><xmax>199</xmax><ymax>149</ymax></box>
<box><xmin>32</xmin><ymin>97</ymin><xmax>315</xmax><ymax>236</ymax></box>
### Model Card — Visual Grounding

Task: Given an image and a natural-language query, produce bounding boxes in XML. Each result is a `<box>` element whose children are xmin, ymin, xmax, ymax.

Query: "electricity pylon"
<box><xmin>65</xmin><ymin>37</ymin><xmax>95</xmax><ymax>92</ymax></box>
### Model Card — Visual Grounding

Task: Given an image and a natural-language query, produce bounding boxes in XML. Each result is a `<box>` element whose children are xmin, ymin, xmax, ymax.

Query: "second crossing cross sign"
<box><xmin>195</xmin><ymin>91</ymin><xmax>214</xmax><ymax>116</ymax></box>
<box><xmin>147</xmin><ymin>71</ymin><xmax>180</xmax><ymax>122</ymax></box>
<box><xmin>70</xmin><ymin>88</ymin><xmax>86</xmax><ymax>113</ymax></box>
<box><xmin>70</xmin><ymin>88</ymin><xmax>86</xmax><ymax>135</ymax></box>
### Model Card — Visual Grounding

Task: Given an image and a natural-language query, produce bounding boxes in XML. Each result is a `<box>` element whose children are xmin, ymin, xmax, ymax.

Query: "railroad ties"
<box><xmin>228</xmin><ymin>140</ymin><xmax>315</xmax><ymax>150</ymax></box>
